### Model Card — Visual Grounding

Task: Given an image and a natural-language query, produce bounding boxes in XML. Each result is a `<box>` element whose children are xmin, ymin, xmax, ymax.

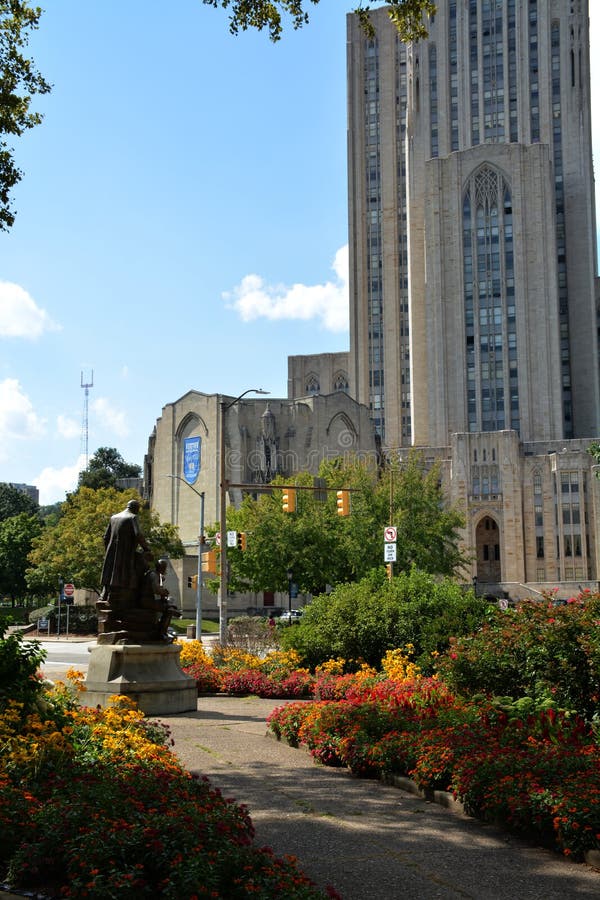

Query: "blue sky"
<box><xmin>1</xmin><ymin>2</ymin><xmax>599</xmax><ymax>505</ymax></box>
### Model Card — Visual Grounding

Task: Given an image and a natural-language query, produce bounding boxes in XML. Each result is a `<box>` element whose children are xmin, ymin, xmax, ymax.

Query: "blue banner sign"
<box><xmin>183</xmin><ymin>436</ymin><xmax>201</xmax><ymax>484</ymax></box>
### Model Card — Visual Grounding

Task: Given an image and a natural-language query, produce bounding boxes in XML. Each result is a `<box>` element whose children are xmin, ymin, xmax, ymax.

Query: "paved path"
<box><xmin>165</xmin><ymin>695</ymin><xmax>600</xmax><ymax>900</ymax></box>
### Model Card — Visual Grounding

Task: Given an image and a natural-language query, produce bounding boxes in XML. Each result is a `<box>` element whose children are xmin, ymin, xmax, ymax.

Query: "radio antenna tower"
<box><xmin>80</xmin><ymin>370</ymin><xmax>94</xmax><ymax>468</ymax></box>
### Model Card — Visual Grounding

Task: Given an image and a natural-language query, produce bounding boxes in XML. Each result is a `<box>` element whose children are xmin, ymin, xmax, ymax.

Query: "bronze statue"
<box><xmin>100</xmin><ymin>499</ymin><xmax>150</xmax><ymax>602</ymax></box>
<box><xmin>97</xmin><ymin>502</ymin><xmax>180</xmax><ymax>644</ymax></box>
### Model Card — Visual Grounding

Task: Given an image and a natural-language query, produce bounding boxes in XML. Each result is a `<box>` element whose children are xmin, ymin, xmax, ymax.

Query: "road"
<box><xmin>28</xmin><ymin>634</ymin><xmax>219</xmax><ymax>680</ymax></box>
<box><xmin>24</xmin><ymin>637</ymin><xmax>94</xmax><ymax>678</ymax></box>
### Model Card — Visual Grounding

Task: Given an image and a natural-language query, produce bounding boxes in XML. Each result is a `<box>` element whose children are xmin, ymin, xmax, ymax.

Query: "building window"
<box><xmin>463</xmin><ymin>166</ymin><xmax>518</xmax><ymax>433</ymax></box>
<box><xmin>333</xmin><ymin>372</ymin><xmax>349</xmax><ymax>392</ymax></box>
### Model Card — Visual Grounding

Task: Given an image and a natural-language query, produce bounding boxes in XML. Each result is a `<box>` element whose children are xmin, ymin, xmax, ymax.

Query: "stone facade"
<box><xmin>145</xmin><ymin>390</ymin><xmax>378</xmax><ymax>614</ymax></box>
<box><xmin>347</xmin><ymin>2</ymin><xmax>599</xmax><ymax>447</ymax></box>
<box><xmin>145</xmin><ymin>3</ymin><xmax>600</xmax><ymax>602</ymax></box>
<box><xmin>339</xmin><ymin>1</ymin><xmax>600</xmax><ymax>594</ymax></box>
<box><xmin>287</xmin><ymin>352</ymin><xmax>350</xmax><ymax>399</ymax></box>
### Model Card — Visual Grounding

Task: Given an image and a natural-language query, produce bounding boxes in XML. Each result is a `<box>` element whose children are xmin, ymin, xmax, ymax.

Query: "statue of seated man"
<box><xmin>140</xmin><ymin>556</ymin><xmax>182</xmax><ymax>642</ymax></box>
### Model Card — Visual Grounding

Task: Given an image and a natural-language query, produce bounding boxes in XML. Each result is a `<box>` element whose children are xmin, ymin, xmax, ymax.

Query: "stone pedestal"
<box><xmin>83</xmin><ymin>643</ymin><xmax>197</xmax><ymax>715</ymax></box>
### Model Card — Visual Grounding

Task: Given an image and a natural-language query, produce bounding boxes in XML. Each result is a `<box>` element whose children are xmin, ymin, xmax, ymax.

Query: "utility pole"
<box><xmin>80</xmin><ymin>370</ymin><xmax>94</xmax><ymax>469</ymax></box>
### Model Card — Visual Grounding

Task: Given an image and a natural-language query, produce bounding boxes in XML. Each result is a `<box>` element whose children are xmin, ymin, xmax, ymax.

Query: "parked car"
<box><xmin>278</xmin><ymin>609</ymin><xmax>304</xmax><ymax>624</ymax></box>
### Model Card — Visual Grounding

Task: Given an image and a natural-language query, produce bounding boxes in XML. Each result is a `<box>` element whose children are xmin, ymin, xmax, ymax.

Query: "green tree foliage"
<box><xmin>26</xmin><ymin>487</ymin><xmax>184</xmax><ymax>596</ymax></box>
<box><xmin>0</xmin><ymin>512</ymin><xmax>42</xmax><ymax>602</ymax></box>
<box><xmin>38</xmin><ymin>501</ymin><xmax>63</xmax><ymax>526</ymax></box>
<box><xmin>226</xmin><ymin>452</ymin><xmax>468</xmax><ymax>595</ymax></box>
<box><xmin>281</xmin><ymin>567</ymin><xmax>493</xmax><ymax>670</ymax></box>
<box><xmin>203</xmin><ymin>0</ymin><xmax>435</xmax><ymax>42</ymax></box>
<box><xmin>0</xmin><ymin>624</ymin><xmax>46</xmax><ymax>713</ymax></box>
<box><xmin>588</xmin><ymin>441</ymin><xmax>600</xmax><ymax>469</ymax></box>
<box><xmin>0</xmin><ymin>1</ymin><xmax>51</xmax><ymax>230</ymax></box>
<box><xmin>77</xmin><ymin>447</ymin><xmax>142</xmax><ymax>490</ymax></box>
<box><xmin>0</xmin><ymin>482</ymin><xmax>38</xmax><ymax>522</ymax></box>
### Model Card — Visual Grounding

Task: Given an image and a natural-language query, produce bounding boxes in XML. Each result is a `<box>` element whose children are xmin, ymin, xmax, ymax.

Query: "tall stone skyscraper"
<box><xmin>347</xmin><ymin>1</ymin><xmax>599</xmax><ymax>450</ymax></box>
<box><xmin>347</xmin><ymin>2</ymin><xmax>600</xmax><ymax>590</ymax></box>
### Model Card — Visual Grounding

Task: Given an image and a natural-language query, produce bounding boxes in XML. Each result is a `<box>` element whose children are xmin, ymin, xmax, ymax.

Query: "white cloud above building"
<box><xmin>35</xmin><ymin>454</ymin><xmax>87</xmax><ymax>506</ymax></box>
<box><xmin>223</xmin><ymin>245</ymin><xmax>349</xmax><ymax>333</ymax></box>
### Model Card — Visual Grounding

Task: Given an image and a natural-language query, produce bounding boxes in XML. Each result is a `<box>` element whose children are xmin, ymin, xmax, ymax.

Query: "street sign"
<box><xmin>215</xmin><ymin>532</ymin><xmax>221</xmax><ymax>546</ymax></box>
<box><xmin>384</xmin><ymin>526</ymin><xmax>397</xmax><ymax>543</ymax></box>
<box><xmin>63</xmin><ymin>583</ymin><xmax>75</xmax><ymax>597</ymax></box>
<box><xmin>384</xmin><ymin>543</ymin><xmax>397</xmax><ymax>562</ymax></box>
<box><xmin>227</xmin><ymin>530</ymin><xmax>237</xmax><ymax>548</ymax></box>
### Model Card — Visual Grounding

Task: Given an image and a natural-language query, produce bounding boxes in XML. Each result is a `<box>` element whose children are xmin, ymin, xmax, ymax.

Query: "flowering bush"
<box><xmin>0</xmin><ymin>673</ymin><xmax>339</xmax><ymax>899</ymax></box>
<box><xmin>181</xmin><ymin>642</ymin><xmax>315</xmax><ymax>699</ymax></box>
<box><xmin>268</xmin><ymin>681</ymin><xmax>600</xmax><ymax>860</ymax></box>
<box><xmin>380</xmin><ymin>645</ymin><xmax>423</xmax><ymax>682</ymax></box>
<box><xmin>437</xmin><ymin>593</ymin><xmax>600</xmax><ymax>719</ymax></box>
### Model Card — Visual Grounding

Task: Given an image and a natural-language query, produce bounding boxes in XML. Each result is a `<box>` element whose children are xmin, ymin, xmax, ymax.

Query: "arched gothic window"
<box><xmin>463</xmin><ymin>165</ymin><xmax>519</xmax><ymax>434</ymax></box>
<box><xmin>305</xmin><ymin>374</ymin><xmax>320</xmax><ymax>394</ymax></box>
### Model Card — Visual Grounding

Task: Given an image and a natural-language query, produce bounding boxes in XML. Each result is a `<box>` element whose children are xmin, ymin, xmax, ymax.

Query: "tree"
<box><xmin>203</xmin><ymin>0</ymin><xmax>436</xmax><ymax>42</ymax></box>
<box><xmin>589</xmin><ymin>442</ymin><xmax>600</xmax><ymax>469</ymax></box>
<box><xmin>0</xmin><ymin>512</ymin><xmax>42</xmax><ymax>603</ymax></box>
<box><xmin>38</xmin><ymin>501</ymin><xmax>63</xmax><ymax>527</ymax></box>
<box><xmin>225</xmin><ymin>451</ymin><xmax>468</xmax><ymax>595</ymax></box>
<box><xmin>0</xmin><ymin>483</ymin><xmax>38</xmax><ymax>522</ymax></box>
<box><xmin>0</xmin><ymin>1</ymin><xmax>51</xmax><ymax>230</ymax></box>
<box><xmin>26</xmin><ymin>487</ymin><xmax>184</xmax><ymax>596</ymax></box>
<box><xmin>77</xmin><ymin>447</ymin><xmax>142</xmax><ymax>490</ymax></box>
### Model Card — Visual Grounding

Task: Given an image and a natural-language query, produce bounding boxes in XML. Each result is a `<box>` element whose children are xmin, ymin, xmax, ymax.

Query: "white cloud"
<box><xmin>0</xmin><ymin>379</ymin><xmax>46</xmax><ymax>460</ymax></box>
<box><xmin>36</xmin><ymin>454</ymin><xmax>87</xmax><ymax>505</ymax></box>
<box><xmin>223</xmin><ymin>245</ymin><xmax>349</xmax><ymax>333</ymax></box>
<box><xmin>56</xmin><ymin>414</ymin><xmax>80</xmax><ymax>439</ymax></box>
<box><xmin>0</xmin><ymin>281</ymin><xmax>60</xmax><ymax>339</ymax></box>
<box><xmin>92</xmin><ymin>397</ymin><xmax>129</xmax><ymax>438</ymax></box>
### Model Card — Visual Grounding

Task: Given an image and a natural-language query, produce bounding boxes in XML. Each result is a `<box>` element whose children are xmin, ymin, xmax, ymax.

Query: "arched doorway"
<box><xmin>475</xmin><ymin>515</ymin><xmax>501</xmax><ymax>583</ymax></box>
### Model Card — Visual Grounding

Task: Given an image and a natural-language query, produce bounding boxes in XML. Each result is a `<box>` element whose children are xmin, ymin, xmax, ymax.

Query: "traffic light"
<box><xmin>336</xmin><ymin>489</ymin><xmax>350</xmax><ymax>516</ymax></box>
<box><xmin>386</xmin><ymin>564</ymin><xmax>393</xmax><ymax>581</ymax></box>
<box><xmin>282</xmin><ymin>487</ymin><xmax>297</xmax><ymax>513</ymax></box>
<box><xmin>187</xmin><ymin>574</ymin><xmax>198</xmax><ymax>589</ymax></box>
<box><xmin>237</xmin><ymin>532</ymin><xmax>247</xmax><ymax>551</ymax></box>
<box><xmin>202</xmin><ymin>549</ymin><xmax>218</xmax><ymax>574</ymax></box>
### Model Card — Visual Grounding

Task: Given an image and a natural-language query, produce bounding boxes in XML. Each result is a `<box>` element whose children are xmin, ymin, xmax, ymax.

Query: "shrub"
<box><xmin>282</xmin><ymin>568</ymin><xmax>493</xmax><ymax>670</ymax></box>
<box><xmin>0</xmin><ymin>627</ymin><xmax>46</xmax><ymax>715</ymax></box>
<box><xmin>0</xmin><ymin>679</ymin><xmax>337</xmax><ymax>899</ymax></box>
<box><xmin>268</xmin><ymin>683</ymin><xmax>600</xmax><ymax>860</ymax></box>
<box><xmin>437</xmin><ymin>593</ymin><xmax>600</xmax><ymax>719</ymax></box>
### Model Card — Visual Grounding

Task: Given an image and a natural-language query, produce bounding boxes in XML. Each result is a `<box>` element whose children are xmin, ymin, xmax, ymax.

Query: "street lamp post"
<box><xmin>219</xmin><ymin>388</ymin><xmax>269</xmax><ymax>646</ymax></box>
<box><xmin>167</xmin><ymin>475</ymin><xmax>205</xmax><ymax>640</ymax></box>
<box><xmin>286</xmin><ymin>568</ymin><xmax>293</xmax><ymax>626</ymax></box>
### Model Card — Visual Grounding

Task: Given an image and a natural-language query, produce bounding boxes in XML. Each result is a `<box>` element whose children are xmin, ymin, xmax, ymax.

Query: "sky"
<box><xmin>1</xmin><ymin>2</ymin><xmax>600</xmax><ymax>505</ymax></box>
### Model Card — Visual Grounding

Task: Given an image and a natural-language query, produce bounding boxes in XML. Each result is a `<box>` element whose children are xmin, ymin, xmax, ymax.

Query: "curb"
<box><xmin>269</xmin><ymin>731</ymin><xmax>600</xmax><ymax>872</ymax></box>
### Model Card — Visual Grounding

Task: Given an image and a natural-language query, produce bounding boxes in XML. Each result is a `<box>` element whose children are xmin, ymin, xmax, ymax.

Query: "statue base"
<box><xmin>83</xmin><ymin>643</ymin><xmax>197</xmax><ymax>716</ymax></box>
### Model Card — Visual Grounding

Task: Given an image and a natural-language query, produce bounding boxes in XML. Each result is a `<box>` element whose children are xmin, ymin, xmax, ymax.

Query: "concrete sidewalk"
<box><xmin>164</xmin><ymin>695</ymin><xmax>600</xmax><ymax>900</ymax></box>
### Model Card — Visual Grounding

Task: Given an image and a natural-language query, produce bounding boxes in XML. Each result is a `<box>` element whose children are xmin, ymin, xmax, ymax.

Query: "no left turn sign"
<box><xmin>384</xmin><ymin>526</ymin><xmax>397</xmax><ymax>543</ymax></box>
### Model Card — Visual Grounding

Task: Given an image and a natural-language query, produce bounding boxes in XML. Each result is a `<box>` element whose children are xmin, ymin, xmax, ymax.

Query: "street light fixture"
<box><xmin>286</xmin><ymin>568</ymin><xmax>293</xmax><ymax>626</ymax></box>
<box><xmin>166</xmin><ymin>474</ymin><xmax>205</xmax><ymax>640</ymax></box>
<box><xmin>219</xmin><ymin>388</ymin><xmax>270</xmax><ymax>645</ymax></box>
